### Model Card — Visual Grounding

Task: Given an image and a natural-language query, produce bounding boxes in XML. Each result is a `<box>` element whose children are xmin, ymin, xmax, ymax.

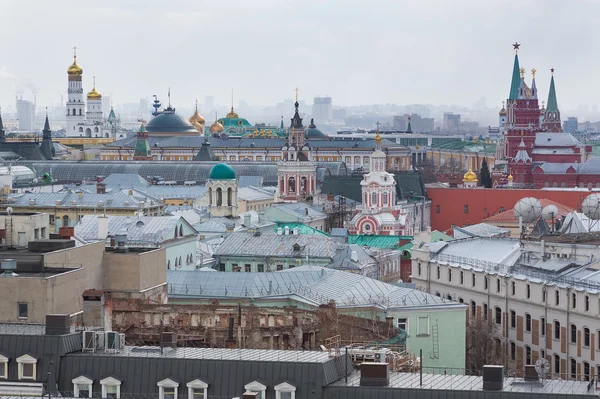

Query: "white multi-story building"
<box><xmin>411</xmin><ymin>236</ymin><xmax>600</xmax><ymax>381</ymax></box>
<box><xmin>65</xmin><ymin>49</ymin><xmax>118</xmax><ymax>138</ymax></box>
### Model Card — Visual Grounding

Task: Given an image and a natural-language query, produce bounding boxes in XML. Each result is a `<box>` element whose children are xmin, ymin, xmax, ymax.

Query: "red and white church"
<box><xmin>347</xmin><ymin>134</ymin><xmax>410</xmax><ymax>235</ymax></box>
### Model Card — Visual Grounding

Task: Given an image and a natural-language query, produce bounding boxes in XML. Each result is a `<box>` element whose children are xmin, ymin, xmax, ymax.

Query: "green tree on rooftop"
<box><xmin>479</xmin><ymin>158</ymin><xmax>492</xmax><ymax>188</ymax></box>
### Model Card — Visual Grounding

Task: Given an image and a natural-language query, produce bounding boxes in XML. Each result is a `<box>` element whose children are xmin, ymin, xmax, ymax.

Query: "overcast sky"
<box><xmin>0</xmin><ymin>0</ymin><xmax>598</xmax><ymax>112</ymax></box>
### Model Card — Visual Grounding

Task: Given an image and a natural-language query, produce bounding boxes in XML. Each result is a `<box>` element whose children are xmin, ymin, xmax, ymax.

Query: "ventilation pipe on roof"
<box><xmin>284</xmin><ymin>226</ymin><xmax>290</xmax><ymax>235</ymax></box>
<box><xmin>277</xmin><ymin>227</ymin><xmax>283</xmax><ymax>235</ymax></box>
<box><xmin>293</xmin><ymin>227</ymin><xmax>300</xmax><ymax>235</ymax></box>
<box><xmin>541</xmin><ymin>240</ymin><xmax>545</xmax><ymax>260</ymax></box>
<box><xmin>351</xmin><ymin>250</ymin><xmax>358</xmax><ymax>262</ymax></box>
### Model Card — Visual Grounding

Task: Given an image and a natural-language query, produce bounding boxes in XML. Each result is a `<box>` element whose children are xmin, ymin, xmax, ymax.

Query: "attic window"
<box><xmin>100</xmin><ymin>376</ymin><xmax>122</xmax><ymax>398</ymax></box>
<box><xmin>158</xmin><ymin>378</ymin><xmax>179</xmax><ymax>399</ymax></box>
<box><xmin>0</xmin><ymin>353</ymin><xmax>7</xmax><ymax>379</ymax></box>
<box><xmin>292</xmin><ymin>243</ymin><xmax>301</xmax><ymax>252</ymax></box>
<box><xmin>274</xmin><ymin>381</ymin><xmax>297</xmax><ymax>399</ymax></box>
<box><xmin>244</xmin><ymin>381</ymin><xmax>267</xmax><ymax>399</ymax></box>
<box><xmin>16</xmin><ymin>354</ymin><xmax>37</xmax><ymax>380</ymax></box>
<box><xmin>72</xmin><ymin>375</ymin><xmax>93</xmax><ymax>398</ymax></box>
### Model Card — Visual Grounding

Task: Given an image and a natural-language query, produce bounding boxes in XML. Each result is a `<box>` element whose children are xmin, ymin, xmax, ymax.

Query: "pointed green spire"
<box><xmin>546</xmin><ymin>73</ymin><xmax>558</xmax><ymax>113</ymax></box>
<box><xmin>508</xmin><ymin>54</ymin><xmax>521</xmax><ymax>100</ymax></box>
<box><xmin>407</xmin><ymin>119</ymin><xmax>412</xmax><ymax>133</ymax></box>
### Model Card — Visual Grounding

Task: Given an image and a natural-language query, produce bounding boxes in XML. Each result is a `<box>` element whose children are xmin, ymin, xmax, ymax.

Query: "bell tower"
<box><xmin>66</xmin><ymin>47</ymin><xmax>86</xmax><ymax>136</ymax></box>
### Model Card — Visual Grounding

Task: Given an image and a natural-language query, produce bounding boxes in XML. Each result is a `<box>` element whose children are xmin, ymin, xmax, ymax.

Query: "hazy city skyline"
<box><xmin>1</xmin><ymin>0</ymin><xmax>599</xmax><ymax>114</ymax></box>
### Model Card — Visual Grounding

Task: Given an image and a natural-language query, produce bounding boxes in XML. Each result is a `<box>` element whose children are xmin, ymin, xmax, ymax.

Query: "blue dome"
<box><xmin>209</xmin><ymin>163</ymin><xmax>236</xmax><ymax>180</ymax></box>
<box><xmin>146</xmin><ymin>107</ymin><xmax>198</xmax><ymax>134</ymax></box>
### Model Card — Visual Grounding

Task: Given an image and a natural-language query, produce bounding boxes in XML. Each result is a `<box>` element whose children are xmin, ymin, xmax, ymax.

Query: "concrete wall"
<box><xmin>0</xmin><ymin>212</ymin><xmax>50</xmax><ymax>247</ymax></box>
<box><xmin>103</xmin><ymin>248</ymin><xmax>166</xmax><ymax>291</ymax></box>
<box><xmin>0</xmin><ymin>241</ymin><xmax>105</xmax><ymax>323</ymax></box>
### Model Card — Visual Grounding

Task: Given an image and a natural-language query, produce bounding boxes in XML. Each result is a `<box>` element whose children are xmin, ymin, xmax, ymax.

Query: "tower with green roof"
<box><xmin>542</xmin><ymin>69</ymin><xmax>562</xmax><ymax>132</ymax></box>
<box><xmin>133</xmin><ymin>123</ymin><xmax>152</xmax><ymax>160</ymax></box>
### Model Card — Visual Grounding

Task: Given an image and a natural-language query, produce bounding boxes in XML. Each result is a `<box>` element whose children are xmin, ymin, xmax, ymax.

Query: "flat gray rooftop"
<box><xmin>335</xmin><ymin>371</ymin><xmax>594</xmax><ymax>395</ymax></box>
<box><xmin>70</xmin><ymin>345</ymin><xmax>335</xmax><ymax>364</ymax></box>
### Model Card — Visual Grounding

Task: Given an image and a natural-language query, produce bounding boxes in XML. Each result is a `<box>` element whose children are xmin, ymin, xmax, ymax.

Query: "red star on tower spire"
<box><xmin>512</xmin><ymin>42</ymin><xmax>521</xmax><ymax>53</ymax></box>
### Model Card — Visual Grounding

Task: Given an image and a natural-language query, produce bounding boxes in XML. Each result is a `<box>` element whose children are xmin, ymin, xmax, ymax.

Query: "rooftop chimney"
<box><xmin>482</xmin><ymin>365</ymin><xmax>504</xmax><ymax>391</ymax></box>
<box><xmin>58</xmin><ymin>226</ymin><xmax>74</xmax><ymax>239</ymax></box>
<box><xmin>360</xmin><ymin>362</ymin><xmax>389</xmax><ymax>387</ymax></box>
<box><xmin>351</xmin><ymin>250</ymin><xmax>358</xmax><ymax>262</ymax></box>
<box><xmin>97</xmin><ymin>215</ymin><xmax>109</xmax><ymax>240</ymax></box>
<box><xmin>284</xmin><ymin>226</ymin><xmax>290</xmax><ymax>235</ymax></box>
<box><xmin>243</xmin><ymin>214</ymin><xmax>251</xmax><ymax>227</ymax></box>
<box><xmin>45</xmin><ymin>314</ymin><xmax>70</xmax><ymax>335</ymax></box>
<box><xmin>96</xmin><ymin>182</ymin><xmax>106</xmax><ymax>194</ymax></box>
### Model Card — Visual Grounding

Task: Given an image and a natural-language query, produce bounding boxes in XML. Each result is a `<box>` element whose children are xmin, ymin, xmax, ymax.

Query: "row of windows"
<box><xmin>71</xmin><ymin>376</ymin><xmax>296</xmax><ymax>399</ymax></box>
<box><xmin>423</xmin><ymin>264</ymin><xmax>598</xmax><ymax>312</ymax></box>
<box><xmin>167</xmin><ymin>253</ymin><xmax>195</xmax><ymax>270</ymax></box>
<box><xmin>0</xmin><ymin>354</ymin><xmax>38</xmax><ymax>380</ymax></box>
<box><xmin>470</xmin><ymin>303</ymin><xmax>600</xmax><ymax>349</ymax></box>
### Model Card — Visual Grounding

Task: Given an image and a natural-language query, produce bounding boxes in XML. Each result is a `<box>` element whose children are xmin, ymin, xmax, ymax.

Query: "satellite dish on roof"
<box><xmin>582</xmin><ymin>193</ymin><xmax>600</xmax><ymax>220</ymax></box>
<box><xmin>513</xmin><ymin>197</ymin><xmax>542</xmax><ymax>224</ymax></box>
<box><xmin>542</xmin><ymin>204</ymin><xmax>559</xmax><ymax>220</ymax></box>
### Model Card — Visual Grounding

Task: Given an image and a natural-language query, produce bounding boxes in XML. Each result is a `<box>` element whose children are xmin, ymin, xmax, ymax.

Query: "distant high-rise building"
<box><xmin>563</xmin><ymin>117</ymin><xmax>578</xmax><ymax>133</ymax></box>
<box><xmin>204</xmin><ymin>95</ymin><xmax>214</xmax><ymax>112</ymax></box>
<box><xmin>443</xmin><ymin>113</ymin><xmax>461</xmax><ymax>130</ymax></box>
<box><xmin>16</xmin><ymin>98</ymin><xmax>35</xmax><ymax>131</ymax></box>
<box><xmin>312</xmin><ymin>96</ymin><xmax>332</xmax><ymax>122</ymax></box>
<box><xmin>392</xmin><ymin>114</ymin><xmax>434</xmax><ymax>132</ymax></box>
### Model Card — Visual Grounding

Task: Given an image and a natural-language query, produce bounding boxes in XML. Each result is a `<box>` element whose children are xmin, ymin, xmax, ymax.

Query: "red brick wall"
<box><xmin>428</xmin><ymin>188</ymin><xmax>589</xmax><ymax>232</ymax></box>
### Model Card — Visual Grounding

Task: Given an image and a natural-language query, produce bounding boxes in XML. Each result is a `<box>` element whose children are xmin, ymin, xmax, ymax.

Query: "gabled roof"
<box><xmin>453</xmin><ymin>223</ymin><xmax>509</xmax><ymax>238</ymax></box>
<box><xmin>534</xmin><ymin>133</ymin><xmax>581</xmax><ymax>147</ymax></box>
<box><xmin>75</xmin><ymin>215</ymin><xmax>197</xmax><ymax>244</ymax></box>
<box><xmin>102</xmin><ymin>173</ymin><xmax>150</xmax><ymax>188</ymax></box>
<box><xmin>214</xmin><ymin>231</ymin><xmax>340</xmax><ymax>258</ymax></box>
<box><xmin>167</xmin><ymin>265</ymin><xmax>454</xmax><ymax>309</ymax></box>
<box><xmin>347</xmin><ymin>234</ymin><xmax>411</xmax><ymax>249</ymax></box>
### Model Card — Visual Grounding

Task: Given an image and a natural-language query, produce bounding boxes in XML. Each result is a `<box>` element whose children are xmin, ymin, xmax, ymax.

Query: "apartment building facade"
<box><xmin>411</xmin><ymin>236</ymin><xmax>600</xmax><ymax>381</ymax></box>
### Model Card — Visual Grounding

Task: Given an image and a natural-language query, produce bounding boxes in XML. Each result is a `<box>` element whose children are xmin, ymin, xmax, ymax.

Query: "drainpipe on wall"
<box><xmin>504</xmin><ymin>276</ymin><xmax>509</xmax><ymax>373</ymax></box>
<box><xmin>566</xmin><ymin>287</ymin><xmax>570</xmax><ymax>381</ymax></box>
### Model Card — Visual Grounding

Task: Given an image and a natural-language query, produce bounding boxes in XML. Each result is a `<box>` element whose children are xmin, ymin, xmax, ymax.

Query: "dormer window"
<box><xmin>274</xmin><ymin>381</ymin><xmax>296</xmax><ymax>399</ymax></box>
<box><xmin>186</xmin><ymin>379</ymin><xmax>209</xmax><ymax>399</ymax></box>
<box><xmin>100</xmin><ymin>376</ymin><xmax>122</xmax><ymax>398</ymax></box>
<box><xmin>72</xmin><ymin>375</ymin><xmax>93</xmax><ymax>398</ymax></box>
<box><xmin>157</xmin><ymin>378</ymin><xmax>179</xmax><ymax>399</ymax></box>
<box><xmin>16</xmin><ymin>354</ymin><xmax>37</xmax><ymax>380</ymax></box>
<box><xmin>0</xmin><ymin>353</ymin><xmax>8</xmax><ymax>379</ymax></box>
<box><xmin>244</xmin><ymin>381</ymin><xmax>267</xmax><ymax>399</ymax></box>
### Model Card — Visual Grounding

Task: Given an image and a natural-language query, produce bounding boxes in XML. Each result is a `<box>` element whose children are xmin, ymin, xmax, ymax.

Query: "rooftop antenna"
<box><xmin>231</xmin><ymin>88</ymin><xmax>234</xmax><ymax>111</ymax></box>
<box><xmin>295</xmin><ymin>87</ymin><xmax>299</xmax><ymax>102</ymax></box>
<box><xmin>168</xmin><ymin>88</ymin><xmax>171</xmax><ymax>108</ymax></box>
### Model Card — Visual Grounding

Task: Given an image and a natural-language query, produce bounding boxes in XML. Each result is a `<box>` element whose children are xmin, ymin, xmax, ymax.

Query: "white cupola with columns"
<box><xmin>66</xmin><ymin>47</ymin><xmax>85</xmax><ymax>135</ymax></box>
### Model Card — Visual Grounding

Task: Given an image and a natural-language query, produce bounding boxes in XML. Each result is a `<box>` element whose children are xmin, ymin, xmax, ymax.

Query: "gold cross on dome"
<box><xmin>531</xmin><ymin>68</ymin><xmax>536</xmax><ymax>77</ymax></box>
<box><xmin>73</xmin><ymin>46</ymin><xmax>77</xmax><ymax>58</ymax></box>
<box><xmin>295</xmin><ymin>87</ymin><xmax>299</xmax><ymax>101</ymax></box>
<box><xmin>519</xmin><ymin>67</ymin><xmax>525</xmax><ymax>78</ymax></box>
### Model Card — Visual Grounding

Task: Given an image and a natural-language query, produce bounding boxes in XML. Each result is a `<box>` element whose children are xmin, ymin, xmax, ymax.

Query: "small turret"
<box><xmin>40</xmin><ymin>110</ymin><xmax>55</xmax><ymax>160</ymax></box>
<box><xmin>530</xmin><ymin>68</ymin><xmax>537</xmax><ymax>99</ymax></box>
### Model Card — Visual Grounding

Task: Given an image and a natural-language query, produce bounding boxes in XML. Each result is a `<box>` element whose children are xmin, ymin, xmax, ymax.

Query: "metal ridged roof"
<box><xmin>167</xmin><ymin>265</ymin><xmax>450</xmax><ymax>309</ymax></box>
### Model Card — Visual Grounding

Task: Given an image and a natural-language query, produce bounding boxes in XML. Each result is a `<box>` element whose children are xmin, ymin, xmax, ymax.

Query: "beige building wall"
<box><xmin>0</xmin><ymin>213</ymin><xmax>50</xmax><ymax>247</ymax></box>
<box><xmin>103</xmin><ymin>248</ymin><xmax>166</xmax><ymax>292</ymax></box>
<box><xmin>0</xmin><ymin>241</ymin><xmax>105</xmax><ymax>323</ymax></box>
<box><xmin>238</xmin><ymin>198</ymin><xmax>274</xmax><ymax>213</ymax></box>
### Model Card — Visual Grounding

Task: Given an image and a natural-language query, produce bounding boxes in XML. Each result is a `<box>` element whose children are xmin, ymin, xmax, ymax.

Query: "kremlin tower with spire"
<box><xmin>495</xmin><ymin>43</ymin><xmax>594</xmax><ymax>189</ymax></box>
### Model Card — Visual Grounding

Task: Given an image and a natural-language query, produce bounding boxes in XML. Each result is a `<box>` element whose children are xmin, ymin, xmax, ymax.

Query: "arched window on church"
<box><xmin>227</xmin><ymin>187</ymin><xmax>233</xmax><ymax>206</ymax></box>
<box><xmin>208</xmin><ymin>188</ymin><xmax>213</xmax><ymax>206</ymax></box>
<box><xmin>79</xmin><ymin>109</ymin><xmax>82</xmax><ymax>116</ymax></box>
<box><xmin>179</xmin><ymin>225</ymin><xmax>183</xmax><ymax>236</ymax></box>
<box><xmin>382</xmin><ymin>192</ymin><xmax>388</xmax><ymax>205</ymax></box>
<box><xmin>288</xmin><ymin>177</ymin><xmax>296</xmax><ymax>193</ymax></box>
<box><xmin>371</xmin><ymin>192</ymin><xmax>378</xmax><ymax>207</ymax></box>
<box><xmin>364</xmin><ymin>192</ymin><xmax>368</xmax><ymax>205</ymax></box>
<box><xmin>79</xmin><ymin>127</ymin><xmax>83</xmax><ymax>133</ymax></box>
<box><xmin>94</xmin><ymin>127</ymin><xmax>99</xmax><ymax>133</ymax></box>
<box><xmin>300</xmin><ymin>177</ymin><xmax>307</xmax><ymax>193</ymax></box>
<box><xmin>216</xmin><ymin>188</ymin><xmax>223</xmax><ymax>206</ymax></box>
<box><xmin>73</xmin><ymin>108</ymin><xmax>76</xmax><ymax>115</ymax></box>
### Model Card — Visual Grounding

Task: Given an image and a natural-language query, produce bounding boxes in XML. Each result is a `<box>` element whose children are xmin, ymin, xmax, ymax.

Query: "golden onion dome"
<box><xmin>375</xmin><ymin>133</ymin><xmax>382</xmax><ymax>143</ymax></box>
<box><xmin>209</xmin><ymin>120</ymin><xmax>224</xmax><ymax>133</ymax></box>
<box><xmin>87</xmin><ymin>87</ymin><xmax>102</xmax><ymax>100</ymax></box>
<box><xmin>507</xmin><ymin>172</ymin><xmax>513</xmax><ymax>181</ymax></box>
<box><xmin>499</xmin><ymin>107</ymin><xmax>507</xmax><ymax>116</ymax></box>
<box><xmin>463</xmin><ymin>168</ymin><xmax>478</xmax><ymax>183</ymax></box>
<box><xmin>67</xmin><ymin>56</ymin><xmax>83</xmax><ymax>76</ymax></box>
<box><xmin>226</xmin><ymin>107</ymin><xmax>239</xmax><ymax>119</ymax></box>
<box><xmin>189</xmin><ymin>108</ymin><xmax>205</xmax><ymax>126</ymax></box>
